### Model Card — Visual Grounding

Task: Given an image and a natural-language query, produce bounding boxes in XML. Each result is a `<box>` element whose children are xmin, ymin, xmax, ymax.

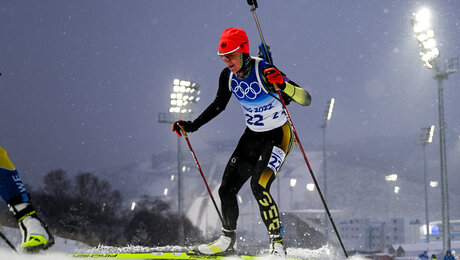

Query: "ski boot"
<box><xmin>8</xmin><ymin>200</ymin><xmax>54</xmax><ymax>253</ymax></box>
<box><xmin>198</xmin><ymin>228</ymin><xmax>237</xmax><ymax>255</ymax></box>
<box><xmin>269</xmin><ymin>233</ymin><xmax>286</xmax><ymax>258</ymax></box>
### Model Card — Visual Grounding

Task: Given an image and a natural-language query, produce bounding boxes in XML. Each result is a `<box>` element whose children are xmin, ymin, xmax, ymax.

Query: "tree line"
<box><xmin>0</xmin><ymin>169</ymin><xmax>203</xmax><ymax>247</ymax></box>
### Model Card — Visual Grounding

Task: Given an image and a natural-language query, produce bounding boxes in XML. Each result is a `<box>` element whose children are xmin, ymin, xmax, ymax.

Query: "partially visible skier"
<box><xmin>0</xmin><ymin>146</ymin><xmax>54</xmax><ymax>252</ymax></box>
<box><xmin>443</xmin><ymin>249</ymin><xmax>455</xmax><ymax>260</ymax></box>
<box><xmin>418</xmin><ymin>251</ymin><xmax>429</xmax><ymax>260</ymax></box>
<box><xmin>173</xmin><ymin>27</ymin><xmax>311</xmax><ymax>257</ymax></box>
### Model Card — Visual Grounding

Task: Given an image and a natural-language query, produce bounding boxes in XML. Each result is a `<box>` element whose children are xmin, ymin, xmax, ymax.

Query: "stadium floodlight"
<box><xmin>411</xmin><ymin>8</ymin><xmax>439</xmax><ymax>68</ymax></box>
<box><xmin>428</xmin><ymin>125</ymin><xmax>435</xmax><ymax>143</ymax></box>
<box><xmin>326</xmin><ymin>98</ymin><xmax>335</xmax><ymax>121</ymax></box>
<box><xmin>169</xmin><ymin>79</ymin><xmax>200</xmax><ymax>114</ymax></box>
<box><xmin>411</xmin><ymin>7</ymin><xmax>459</xmax><ymax>251</ymax></box>
<box><xmin>306</xmin><ymin>183</ymin><xmax>315</xmax><ymax>192</ymax></box>
<box><xmin>385</xmin><ymin>173</ymin><xmax>398</xmax><ymax>182</ymax></box>
<box><xmin>419</xmin><ymin>125</ymin><xmax>435</xmax><ymax>144</ymax></box>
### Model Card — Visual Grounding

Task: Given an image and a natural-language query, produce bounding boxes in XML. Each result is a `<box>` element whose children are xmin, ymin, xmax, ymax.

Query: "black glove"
<box><xmin>172</xmin><ymin>120</ymin><xmax>197</xmax><ymax>137</ymax></box>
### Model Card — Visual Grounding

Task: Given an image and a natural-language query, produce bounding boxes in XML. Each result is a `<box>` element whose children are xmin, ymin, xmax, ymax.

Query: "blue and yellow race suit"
<box><xmin>0</xmin><ymin>146</ymin><xmax>29</xmax><ymax>204</ymax></box>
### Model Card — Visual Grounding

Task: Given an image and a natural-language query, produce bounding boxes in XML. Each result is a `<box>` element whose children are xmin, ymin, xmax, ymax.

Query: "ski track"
<box><xmin>1</xmin><ymin>227</ymin><xmax>367</xmax><ymax>260</ymax></box>
<box><xmin>0</xmin><ymin>244</ymin><xmax>369</xmax><ymax>260</ymax></box>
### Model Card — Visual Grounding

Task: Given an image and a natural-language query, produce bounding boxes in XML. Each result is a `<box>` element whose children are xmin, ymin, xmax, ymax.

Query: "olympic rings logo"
<box><xmin>231</xmin><ymin>79</ymin><xmax>262</xmax><ymax>100</ymax></box>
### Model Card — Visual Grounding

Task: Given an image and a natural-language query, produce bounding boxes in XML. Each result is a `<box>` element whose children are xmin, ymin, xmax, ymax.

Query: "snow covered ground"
<box><xmin>1</xmin><ymin>226</ymin><xmax>369</xmax><ymax>260</ymax></box>
<box><xmin>81</xmin><ymin>244</ymin><xmax>368</xmax><ymax>260</ymax></box>
<box><xmin>0</xmin><ymin>250</ymin><xmax>76</xmax><ymax>260</ymax></box>
<box><xmin>87</xmin><ymin>244</ymin><xmax>352</xmax><ymax>259</ymax></box>
<box><xmin>0</xmin><ymin>226</ymin><xmax>91</xmax><ymax>260</ymax></box>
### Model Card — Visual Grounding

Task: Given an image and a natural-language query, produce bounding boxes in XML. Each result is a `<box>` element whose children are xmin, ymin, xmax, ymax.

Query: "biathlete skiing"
<box><xmin>0</xmin><ymin>146</ymin><xmax>54</xmax><ymax>252</ymax></box>
<box><xmin>173</xmin><ymin>27</ymin><xmax>311</xmax><ymax>257</ymax></box>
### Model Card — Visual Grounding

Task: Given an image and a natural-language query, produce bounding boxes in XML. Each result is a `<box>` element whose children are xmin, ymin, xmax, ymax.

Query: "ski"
<box><xmin>70</xmin><ymin>251</ymin><xmax>311</xmax><ymax>259</ymax></box>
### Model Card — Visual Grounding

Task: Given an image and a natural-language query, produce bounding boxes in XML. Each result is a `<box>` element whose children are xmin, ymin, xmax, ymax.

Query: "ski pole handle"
<box><xmin>178</xmin><ymin>125</ymin><xmax>188</xmax><ymax>138</ymax></box>
<box><xmin>247</xmin><ymin>0</ymin><xmax>258</xmax><ymax>8</ymax></box>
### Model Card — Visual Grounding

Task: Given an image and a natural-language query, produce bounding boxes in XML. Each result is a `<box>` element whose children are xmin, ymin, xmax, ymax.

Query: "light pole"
<box><xmin>411</xmin><ymin>8</ymin><xmax>458</xmax><ymax>251</ymax></box>
<box><xmin>289</xmin><ymin>178</ymin><xmax>297</xmax><ymax>210</ymax></box>
<box><xmin>419</xmin><ymin>125</ymin><xmax>435</xmax><ymax>242</ymax></box>
<box><xmin>158</xmin><ymin>78</ymin><xmax>200</xmax><ymax>245</ymax></box>
<box><xmin>321</xmin><ymin>98</ymin><xmax>334</xmax><ymax>240</ymax></box>
<box><xmin>385</xmin><ymin>173</ymin><xmax>398</xmax><ymax>216</ymax></box>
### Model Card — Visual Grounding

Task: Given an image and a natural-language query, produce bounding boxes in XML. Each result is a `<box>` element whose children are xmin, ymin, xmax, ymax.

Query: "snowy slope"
<box><xmin>85</xmin><ymin>135</ymin><xmax>460</xmax><ymax>244</ymax></box>
<box><xmin>133</xmin><ymin>135</ymin><xmax>460</xmax><ymax>224</ymax></box>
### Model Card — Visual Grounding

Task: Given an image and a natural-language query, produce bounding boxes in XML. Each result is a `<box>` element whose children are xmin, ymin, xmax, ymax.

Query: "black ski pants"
<box><xmin>219</xmin><ymin>122</ymin><xmax>293</xmax><ymax>235</ymax></box>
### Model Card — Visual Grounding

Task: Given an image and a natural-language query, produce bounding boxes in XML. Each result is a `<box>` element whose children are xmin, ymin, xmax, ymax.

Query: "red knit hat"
<box><xmin>217</xmin><ymin>27</ymin><xmax>249</xmax><ymax>55</ymax></box>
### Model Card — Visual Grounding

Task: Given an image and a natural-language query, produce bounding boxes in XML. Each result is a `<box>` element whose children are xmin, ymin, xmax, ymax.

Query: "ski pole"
<box><xmin>276</xmin><ymin>88</ymin><xmax>348</xmax><ymax>258</ymax></box>
<box><xmin>247</xmin><ymin>0</ymin><xmax>272</xmax><ymax>65</ymax></box>
<box><xmin>0</xmin><ymin>230</ymin><xmax>17</xmax><ymax>252</ymax></box>
<box><xmin>246</xmin><ymin>1</ymin><xmax>348</xmax><ymax>257</ymax></box>
<box><xmin>178</xmin><ymin>126</ymin><xmax>224</xmax><ymax>225</ymax></box>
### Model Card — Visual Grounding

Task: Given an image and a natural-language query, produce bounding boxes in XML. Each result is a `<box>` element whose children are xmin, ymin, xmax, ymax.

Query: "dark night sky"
<box><xmin>1</xmin><ymin>0</ymin><xmax>459</xmax><ymax>186</ymax></box>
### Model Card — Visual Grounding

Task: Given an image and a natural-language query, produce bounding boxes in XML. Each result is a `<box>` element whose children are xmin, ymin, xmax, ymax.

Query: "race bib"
<box><xmin>267</xmin><ymin>146</ymin><xmax>286</xmax><ymax>173</ymax></box>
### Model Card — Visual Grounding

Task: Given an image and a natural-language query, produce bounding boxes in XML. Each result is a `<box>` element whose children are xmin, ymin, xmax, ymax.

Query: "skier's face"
<box><xmin>220</xmin><ymin>52</ymin><xmax>241</xmax><ymax>73</ymax></box>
